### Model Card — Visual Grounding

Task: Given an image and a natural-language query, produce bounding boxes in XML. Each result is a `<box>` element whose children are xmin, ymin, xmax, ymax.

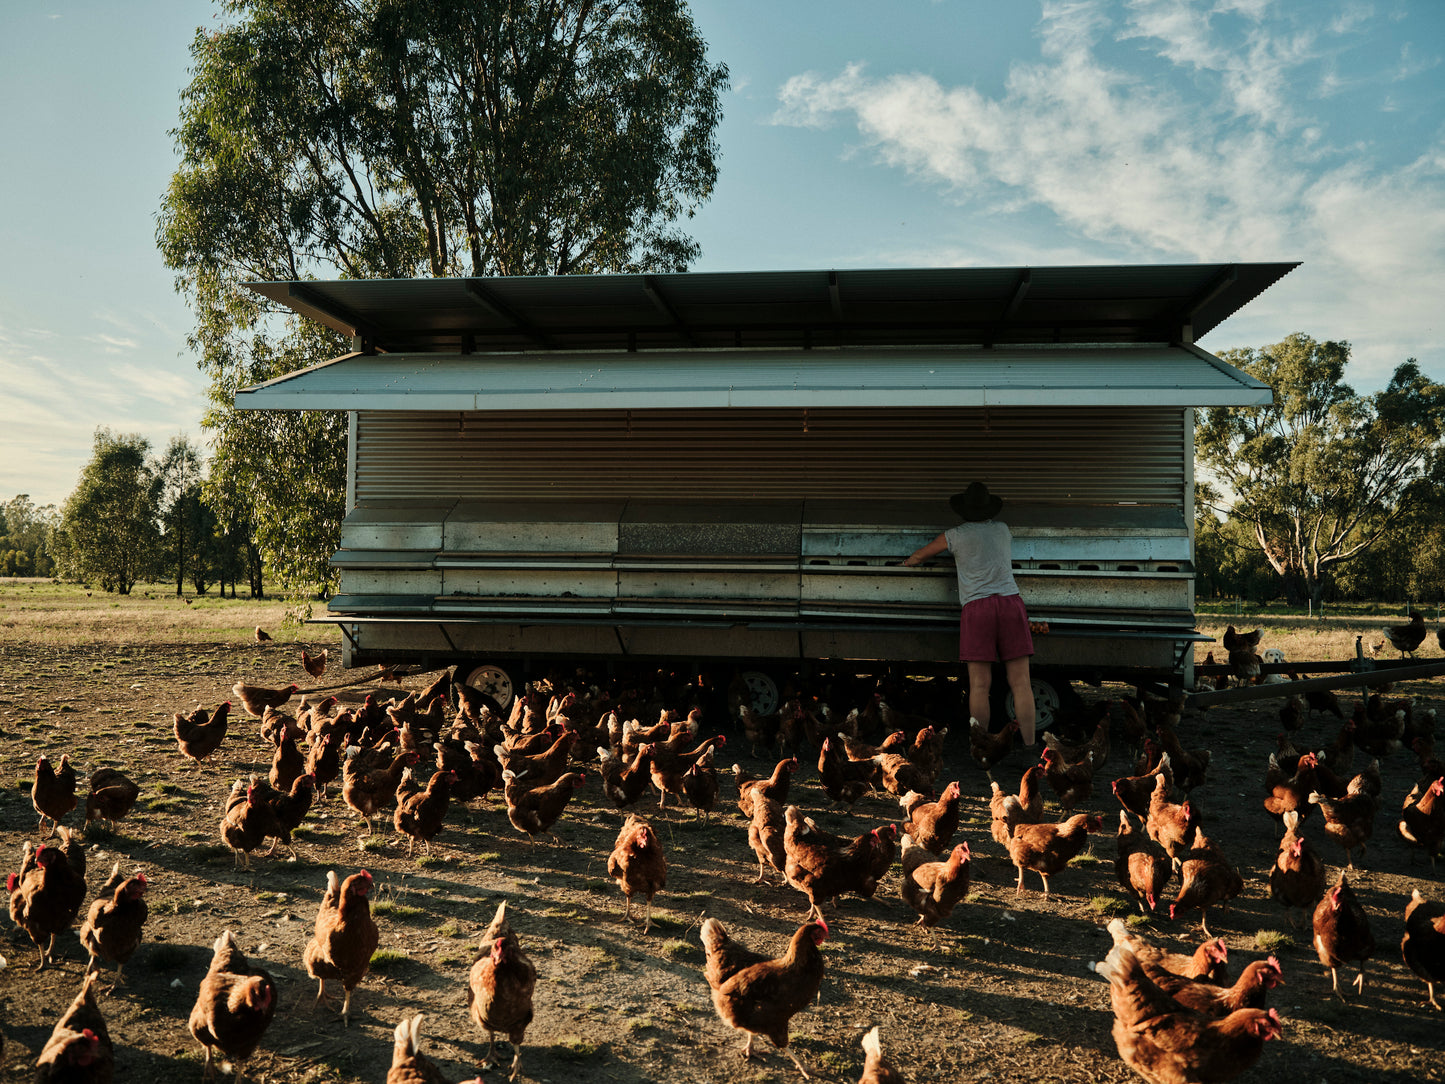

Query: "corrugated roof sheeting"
<box><xmin>246</xmin><ymin>262</ymin><xmax>1298</xmax><ymax>355</ymax></box>
<box><xmin>352</xmin><ymin>406</ymin><xmax>1188</xmax><ymax>505</ymax></box>
<box><xmin>236</xmin><ymin>344</ymin><xmax>1270</xmax><ymax>411</ymax></box>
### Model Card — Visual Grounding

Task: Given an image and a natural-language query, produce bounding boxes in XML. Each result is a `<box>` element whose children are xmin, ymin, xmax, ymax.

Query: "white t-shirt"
<box><xmin>944</xmin><ymin>520</ymin><xmax>1020</xmax><ymax>607</ymax></box>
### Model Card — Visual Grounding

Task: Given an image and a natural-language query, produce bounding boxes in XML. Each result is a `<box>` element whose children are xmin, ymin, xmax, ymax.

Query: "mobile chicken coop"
<box><xmin>236</xmin><ymin>263</ymin><xmax>1296</xmax><ymax>725</ymax></box>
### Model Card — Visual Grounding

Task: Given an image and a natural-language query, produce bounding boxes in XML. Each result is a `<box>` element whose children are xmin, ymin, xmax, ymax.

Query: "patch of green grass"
<box><xmin>436</xmin><ymin>920</ymin><xmax>463</xmax><ymax>939</ymax></box>
<box><xmin>474</xmin><ymin>851</ymin><xmax>502</xmax><ymax>863</ymax></box>
<box><xmin>190</xmin><ymin>844</ymin><xmax>230</xmax><ymax>863</ymax></box>
<box><xmin>815</xmin><ymin>1052</ymin><xmax>852</xmax><ymax>1077</ymax></box>
<box><xmin>368</xmin><ymin>949</ymin><xmax>409</xmax><ymax>972</ymax></box>
<box><xmin>254</xmin><ymin>891</ymin><xmax>284</xmax><ymax>903</ymax></box>
<box><xmin>660</xmin><ymin>939</ymin><xmax>698</xmax><ymax>962</ymax></box>
<box><xmin>84</xmin><ymin>823</ymin><xmax>116</xmax><ymax>843</ymax></box>
<box><xmin>415</xmin><ymin>854</ymin><xmax>447</xmax><ymax>869</ymax></box>
<box><xmin>542</xmin><ymin>907</ymin><xmax>585</xmax><ymax>922</ymax></box>
<box><xmin>1255</xmin><ymin>929</ymin><xmax>1296</xmax><ymax>953</ymax></box>
<box><xmin>625</xmin><ymin>1016</ymin><xmax>656</xmax><ymax>1034</ymax></box>
<box><xmin>438</xmin><ymin>954</ymin><xmax>466</xmax><ymax>968</ymax></box>
<box><xmin>583</xmin><ymin>946</ymin><xmax>622</xmax><ymax>974</ymax></box>
<box><xmin>584</xmin><ymin>880</ymin><xmax>612</xmax><ymax>894</ymax></box>
<box><xmin>1090</xmin><ymin>895</ymin><xmax>1130</xmax><ymax>916</ymax></box>
<box><xmin>1070</xmin><ymin>851</ymin><xmax>1103</xmax><ymax>867</ymax></box>
<box><xmin>555</xmin><ymin>1037</ymin><xmax>600</xmax><ymax>1060</ymax></box>
<box><xmin>359</xmin><ymin>836</ymin><xmax>389</xmax><ymax>853</ymax></box>
<box><xmin>181</xmin><ymin>830</ymin><xmax>209</xmax><ymax>842</ymax></box>
<box><xmin>372</xmin><ymin>901</ymin><xmax>426</xmax><ymax>920</ymax></box>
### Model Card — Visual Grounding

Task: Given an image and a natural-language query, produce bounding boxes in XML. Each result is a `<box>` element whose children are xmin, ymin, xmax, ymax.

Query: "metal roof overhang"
<box><xmin>243</xmin><ymin>262</ymin><xmax>1299</xmax><ymax>353</ymax></box>
<box><xmin>235</xmin><ymin>342</ymin><xmax>1273</xmax><ymax>411</ymax></box>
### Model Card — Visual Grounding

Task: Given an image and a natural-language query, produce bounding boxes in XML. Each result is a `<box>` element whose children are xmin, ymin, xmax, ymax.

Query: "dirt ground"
<box><xmin>1</xmin><ymin>620</ymin><xmax>1443</xmax><ymax>1083</ymax></box>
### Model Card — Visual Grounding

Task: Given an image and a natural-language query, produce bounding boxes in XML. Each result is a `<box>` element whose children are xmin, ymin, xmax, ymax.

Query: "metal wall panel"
<box><xmin>353</xmin><ymin>407</ymin><xmax>1187</xmax><ymax>505</ymax></box>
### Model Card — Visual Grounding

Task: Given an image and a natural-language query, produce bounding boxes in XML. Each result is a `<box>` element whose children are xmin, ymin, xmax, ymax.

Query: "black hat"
<box><xmin>949</xmin><ymin>482</ymin><xmax>1003</xmax><ymax>522</ymax></box>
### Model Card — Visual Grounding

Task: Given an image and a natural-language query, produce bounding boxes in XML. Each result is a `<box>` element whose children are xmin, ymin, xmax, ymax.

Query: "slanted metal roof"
<box><xmin>246</xmin><ymin>262</ymin><xmax>1298</xmax><ymax>354</ymax></box>
<box><xmin>235</xmin><ymin>342</ymin><xmax>1272</xmax><ymax>411</ymax></box>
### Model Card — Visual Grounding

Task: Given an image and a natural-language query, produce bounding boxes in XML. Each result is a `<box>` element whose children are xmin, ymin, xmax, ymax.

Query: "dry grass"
<box><xmin>0</xmin><ymin>578</ymin><xmax>338</xmax><ymax>647</ymax></box>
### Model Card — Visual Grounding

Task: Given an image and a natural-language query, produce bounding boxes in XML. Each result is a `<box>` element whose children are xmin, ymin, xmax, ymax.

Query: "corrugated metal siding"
<box><xmin>353</xmin><ymin>407</ymin><xmax>1186</xmax><ymax>505</ymax></box>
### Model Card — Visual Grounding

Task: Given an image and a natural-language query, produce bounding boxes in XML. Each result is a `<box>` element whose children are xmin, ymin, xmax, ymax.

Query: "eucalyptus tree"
<box><xmin>1196</xmin><ymin>334</ymin><xmax>1445</xmax><ymax>606</ymax></box>
<box><xmin>158</xmin><ymin>0</ymin><xmax>728</xmax><ymax>597</ymax></box>
<box><xmin>156</xmin><ymin>435</ymin><xmax>205</xmax><ymax>596</ymax></box>
<box><xmin>54</xmin><ymin>430</ymin><xmax>162</xmax><ymax>595</ymax></box>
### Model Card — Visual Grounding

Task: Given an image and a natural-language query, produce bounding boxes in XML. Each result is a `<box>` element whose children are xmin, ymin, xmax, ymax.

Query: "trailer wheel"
<box><xmin>1007</xmin><ymin>676</ymin><xmax>1063</xmax><ymax>732</ymax></box>
<box><xmin>737</xmin><ymin>670</ymin><xmax>780</xmax><ymax>717</ymax></box>
<box><xmin>464</xmin><ymin>664</ymin><xmax>515</xmax><ymax>711</ymax></box>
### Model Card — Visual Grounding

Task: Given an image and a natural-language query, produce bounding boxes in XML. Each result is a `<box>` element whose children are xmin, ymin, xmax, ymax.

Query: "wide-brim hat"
<box><xmin>949</xmin><ymin>481</ymin><xmax>1003</xmax><ymax>522</ymax></box>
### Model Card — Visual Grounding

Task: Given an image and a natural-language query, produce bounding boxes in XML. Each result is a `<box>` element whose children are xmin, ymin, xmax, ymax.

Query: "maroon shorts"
<box><xmin>958</xmin><ymin>593</ymin><xmax>1034</xmax><ymax>662</ymax></box>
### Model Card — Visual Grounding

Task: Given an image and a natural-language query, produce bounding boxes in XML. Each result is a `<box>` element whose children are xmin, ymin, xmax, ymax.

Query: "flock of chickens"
<box><xmin>4</xmin><ymin>622</ymin><xmax>1445</xmax><ymax>1083</ymax></box>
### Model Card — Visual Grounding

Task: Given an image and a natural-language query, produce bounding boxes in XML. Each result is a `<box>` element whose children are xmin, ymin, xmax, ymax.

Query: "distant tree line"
<box><xmin>0</xmin><ymin>494</ymin><xmax>58</xmax><ymax>577</ymax></box>
<box><xmin>37</xmin><ymin>428</ymin><xmax>270</xmax><ymax>599</ymax></box>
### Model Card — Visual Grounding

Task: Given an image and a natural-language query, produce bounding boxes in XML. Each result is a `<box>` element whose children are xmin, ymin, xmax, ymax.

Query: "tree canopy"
<box><xmin>157</xmin><ymin>0</ymin><xmax>729</xmax><ymax>598</ymax></box>
<box><xmin>53</xmin><ymin>430</ymin><xmax>162</xmax><ymax>595</ymax></box>
<box><xmin>1196</xmin><ymin>333</ymin><xmax>1445</xmax><ymax>605</ymax></box>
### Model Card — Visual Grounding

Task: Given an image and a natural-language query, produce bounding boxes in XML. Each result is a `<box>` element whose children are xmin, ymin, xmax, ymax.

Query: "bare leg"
<box><xmin>1004</xmin><ymin>656</ymin><xmax>1035</xmax><ymax>746</ymax></box>
<box><xmin>966</xmin><ymin>662</ymin><xmax>993</xmax><ymax>730</ymax></box>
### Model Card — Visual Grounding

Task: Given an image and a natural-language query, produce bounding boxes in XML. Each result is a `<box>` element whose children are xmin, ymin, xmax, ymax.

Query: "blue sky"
<box><xmin>2</xmin><ymin>0</ymin><xmax>1442</xmax><ymax>509</ymax></box>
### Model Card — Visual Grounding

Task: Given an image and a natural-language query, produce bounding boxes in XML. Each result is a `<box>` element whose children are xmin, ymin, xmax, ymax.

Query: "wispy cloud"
<box><xmin>84</xmin><ymin>332</ymin><xmax>141</xmax><ymax>353</ymax></box>
<box><xmin>771</xmin><ymin>0</ymin><xmax>1445</xmax><ymax>384</ymax></box>
<box><xmin>0</xmin><ymin>318</ymin><xmax>206</xmax><ymax>506</ymax></box>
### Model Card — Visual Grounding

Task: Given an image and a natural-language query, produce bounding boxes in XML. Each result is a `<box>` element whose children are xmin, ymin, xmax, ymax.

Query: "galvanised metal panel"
<box><xmin>339</xmin><ymin>501</ymin><xmax>455</xmax><ymax>550</ymax></box>
<box><xmin>352</xmin><ymin>407</ymin><xmax>1187</xmax><ymax>505</ymax></box>
<box><xmin>618</xmin><ymin>569</ymin><xmax>800</xmax><ymax>602</ymax></box>
<box><xmin>339</xmin><ymin>569</ymin><xmax>443</xmax><ymax>595</ymax></box>
<box><xmin>444</xmin><ymin>500</ymin><xmax>624</xmax><ymax>553</ymax></box>
<box><xmin>236</xmin><ymin>344</ymin><xmax>1271</xmax><ymax>412</ymax></box>
<box><xmin>440</xmin><ymin>568</ymin><xmax>617</xmax><ymax>599</ymax></box>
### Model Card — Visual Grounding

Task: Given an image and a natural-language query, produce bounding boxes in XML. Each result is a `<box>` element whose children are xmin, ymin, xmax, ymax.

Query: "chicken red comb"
<box><xmin>6</xmin><ymin>872</ymin><xmax>16</xmax><ymax>893</ymax></box>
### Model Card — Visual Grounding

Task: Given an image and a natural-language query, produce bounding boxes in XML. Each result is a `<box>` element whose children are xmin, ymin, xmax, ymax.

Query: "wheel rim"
<box><xmin>739</xmin><ymin>670</ymin><xmax>779</xmax><ymax>716</ymax></box>
<box><xmin>1007</xmin><ymin>677</ymin><xmax>1060</xmax><ymax>730</ymax></box>
<box><xmin>465</xmin><ymin>664</ymin><xmax>514</xmax><ymax>711</ymax></box>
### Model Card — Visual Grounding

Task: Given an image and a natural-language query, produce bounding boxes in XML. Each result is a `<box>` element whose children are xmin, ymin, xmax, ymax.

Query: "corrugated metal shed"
<box><xmin>236</xmin><ymin>343</ymin><xmax>1270</xmax><ymax>410</ymax></box>
<box><xmin>244</xmin><ymin>262</ymin><xmax>1297</xmax><ymax>354</ymax></box>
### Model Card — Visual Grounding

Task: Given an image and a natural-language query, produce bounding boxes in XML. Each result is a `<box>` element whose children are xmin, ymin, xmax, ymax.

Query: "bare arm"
<box><xmin>902</xmin><ymin>533</ymin><xmax>949</xmax><ymax>567</ymax></box>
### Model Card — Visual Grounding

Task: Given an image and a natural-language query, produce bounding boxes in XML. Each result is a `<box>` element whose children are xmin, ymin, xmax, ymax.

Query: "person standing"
<box><xmin>902</xmin><ymin>482</ymin><xmax>1036</xmax><ymax>746</ymax></box>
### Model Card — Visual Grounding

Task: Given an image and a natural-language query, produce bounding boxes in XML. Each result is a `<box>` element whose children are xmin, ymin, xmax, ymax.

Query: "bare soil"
<box><xmin>1</xmin><ymin>606</ymin><xmax>1443</xmax><ymax>1083</ymax></box>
